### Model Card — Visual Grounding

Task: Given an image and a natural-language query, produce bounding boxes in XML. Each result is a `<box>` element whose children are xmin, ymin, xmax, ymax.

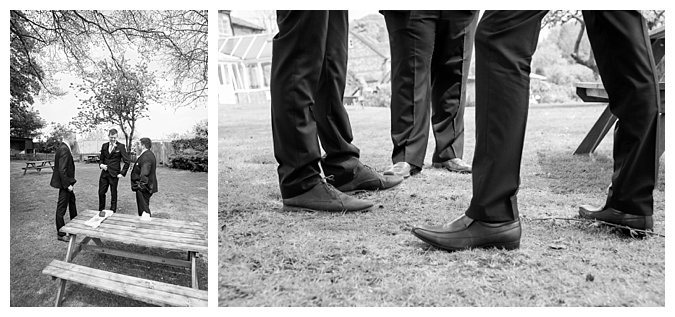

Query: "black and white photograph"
<box><xmin>9</xmin><ymin>10</ymin><xmax>208</xmax><ymax>306</ymax></box>
<box><xmin>219</xmin><ymin>10</ymin><xmax>665</xmax><ymax>306</ymax></box>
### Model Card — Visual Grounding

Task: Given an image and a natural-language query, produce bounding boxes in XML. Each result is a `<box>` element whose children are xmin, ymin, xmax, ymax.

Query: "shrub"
<box><xmin>168</xmin><ymin>151</ymin><xmax>208</xmax><ymax>172</ymax></box>
<box><xmin>169</xmin><ymin>137</ymin><xmax>208</xmax><ymax>172</ymax></box>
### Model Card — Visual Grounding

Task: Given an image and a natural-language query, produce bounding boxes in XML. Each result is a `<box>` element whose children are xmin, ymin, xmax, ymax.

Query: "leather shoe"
<box><xmin>579</xmin><ymin>204</ymin><xmax>653</xmax><ymax>231</ymax></box>
<box><xmin>57</xmin><ymin>235</ymin><xmax>70</xmax><ymax>243</ymax></box>
<box><xmin>329</xmin><ymin>163</ymin><xmax>403</xmax><ymax>194</ymax></box>
<box><xmin>384</xmin><ymin>162</ymin><xmax>420</xmax><ymax>178</ymax></box>
<box><xmin>433</xmin><ymin>158</ymin><xmax>472</xmax><ymax>173</ymax></box>
<box><xmin>412</xmin><ymin>215</ymin><xmax>521</xmax><ymax>251</ymax></box>
<box><xmin>283</xmin><ymin>180</ymin><xmax>373</xmax><ymax>212</ymax></box>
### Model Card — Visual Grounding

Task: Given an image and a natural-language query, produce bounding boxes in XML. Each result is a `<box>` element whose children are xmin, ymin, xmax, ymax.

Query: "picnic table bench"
<box><xmin>41</xmin><ymin>210</ymin><xmax>208</xmax><ymax>307</ymax></box>
<box><xmin>86</xmin><ymin>154</ymin><xmax>100</xmax><ymax>163</ymax></box>
<box><xmin>572</xmin><ymin>26</ymin><xmax>665</xmax><ymax>169</ymax></box>
<box><xmin>22</xmin><ymin>160</ymin><xmax>54</xmax><ymax>175</ymax></box>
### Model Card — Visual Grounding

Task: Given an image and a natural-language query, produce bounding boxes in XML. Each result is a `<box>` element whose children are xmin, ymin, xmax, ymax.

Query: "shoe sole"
<box><xmin>282</xmin><ymin>205</ymin><xmax>372</xmax><ymax>213</ymax></box>
<box><xmin>432</xmin><ymin>163</ymin><xmax>471</xmax><ymax>174</ymax></box>
<box><xmin>411</xmin><ymin>230</ymin><xmax>520</xmax><ymax>252</ymax></box>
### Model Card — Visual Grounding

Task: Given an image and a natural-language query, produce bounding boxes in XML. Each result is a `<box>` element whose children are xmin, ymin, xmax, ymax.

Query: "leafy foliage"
<box><xmin>9</xmin><ymin>10</ymin><xmax>207</xmax><ymax>107</ymax></box>
<box><xmin>168</xmin><ymin>153</ymin><xmax>208</xmax><ymax>172</ymax></box>
<box><xmin>71</xmin><ymin>58</ymin><xmax>158</xmax><ymax>150</ymax></box>
<box><xmin>171</xmin><ymin>137</ymin><xmax>208</xmax><ymax>153</ymax></box>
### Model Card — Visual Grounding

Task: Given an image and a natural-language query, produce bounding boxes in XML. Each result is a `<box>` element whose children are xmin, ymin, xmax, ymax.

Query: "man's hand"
<box><xmin>100</xmin><ymin>164</ymin><xmax>108</xmax><ymax>171</ymax></box>
<box><xmin>117</xmin><ymin>174</ymin><xmax>124</xmax><ymax>178</ymax></box>
<box><xmin>67</xmin><ymin>185</ymin><xmax>74</xmax><ymax>192</ymax></box>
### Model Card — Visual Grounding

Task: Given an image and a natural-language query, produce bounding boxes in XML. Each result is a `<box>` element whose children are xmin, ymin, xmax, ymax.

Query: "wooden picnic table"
<box><xmin>86</xmin><ymin>154</ymin><xmax>100</xmax><ymax>163</ymax></box>
<box><xmin>22</xmin><ymin>160</ymin><xmax>54</xmax><ymax>175</ymax></box>
<box><xmin>42</xmin><ymin>209</ymin><xmax>208</xmax><ymax>307</ymax></box>
<box><xmin>572</xmin><ymin>26</ymin><xmax>665</xmax><ymax>173</ymax></box>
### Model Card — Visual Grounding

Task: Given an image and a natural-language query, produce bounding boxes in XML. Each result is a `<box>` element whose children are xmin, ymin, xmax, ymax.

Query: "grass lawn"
<box><xmin>9</xmin><ymin>161</ymin><xmax>208</xmax><ymax>307</ymax></box>
<box><xmin>219</xmin><ymin>102</ymin><xmax>665</xmax><ymax>307</ymax></box>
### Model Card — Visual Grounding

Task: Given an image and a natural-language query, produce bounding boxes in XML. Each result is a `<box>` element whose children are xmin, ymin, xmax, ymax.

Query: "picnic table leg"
<box><xmin>189</xmin><ymin>251</ymin><xmax>198</xmax><ymax>289</ymax></box>
<box><xmin>573</xmin><ymin>104</ymin><xmax>618</xmax><ymax>155</ymax></box>
<box><xmin>55</xmin><ymin>234</ymin><xmax>77</xmax><ymax>307</ymax></box>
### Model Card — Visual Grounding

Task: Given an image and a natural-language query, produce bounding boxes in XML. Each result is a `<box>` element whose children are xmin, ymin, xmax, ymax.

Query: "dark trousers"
<box><xmin>55</xmin><ymin>188</ymin><xmax>77</xmax><ymax>235</ymax></box>
<box><xmin>271</xmin><ymin>10</ymin><xmax>361</xmax><ymax>198</ymax></box>
<box><xmin>466</xmin><ymin>10</ymin><xmax>658</xmax><ymax>222</ymax></box>
<box><xmin>384</xmin><ymin>10</ymin><xmax>478</xmax><ymax>169</ymax></box>
<box><xmin>98</xmin><ymin>173</ymin><xmax>119</xmax><ymax>211</ymax></box>
<box><xmin>135</xmin><ymin>190</ymin><xmax>152</xmax><ymax>216</ymax></box>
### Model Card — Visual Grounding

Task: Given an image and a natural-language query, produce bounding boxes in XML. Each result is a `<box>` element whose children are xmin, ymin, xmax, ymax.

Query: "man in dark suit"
<box><xmin>131</xmin><ymin>137</ymin><xmax>157</xmax><ymax>216</ymax></box>
<box><xmin>412</xmin><ymin>11</ymin><xmax>660</xmax><ymax>251</ymax></box>
<box><xmin>50</xmin><ymin>130</ymin><xmax>78</xmax><ymax>242</ymax></box>
<box><xmin>98</xmin><ymin>128</ymin><xmax>130</xmax><ymax>212</ymax></box>
<box><xmin>382</xmin><ymin>10</ymin><xmax>478</xmax><ymax>178</ymax></box>
<box><xmin>271</xmin><ymin>10</ymin><xmax>403</xmax><ymax>213</ymax></box>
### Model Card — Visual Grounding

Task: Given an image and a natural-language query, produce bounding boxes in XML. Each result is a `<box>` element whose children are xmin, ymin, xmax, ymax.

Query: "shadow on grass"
<box><xmin>536</xmin><ymin>150</ymin><xmax>614</xmax><ymax>195</ymax></box>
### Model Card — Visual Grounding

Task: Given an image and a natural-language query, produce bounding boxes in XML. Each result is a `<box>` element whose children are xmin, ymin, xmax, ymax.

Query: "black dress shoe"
<box><xmin>432</xmin><ymin>158</ymin><xmax>472</xmax><ymax>173</ymax></box>
<box><xmin>57</xmin><ymin>235</ymin><xmax>70</xmax><ymax>243</ymax></box>
<box><xmin>579</xmin><ymin>205</ymin><xmax>653</xmax><ymax>231</ymax></box>
<box><xmin>329</xmin><ymin>163</ymin><xmax>403</xmax><ymax>194</ymax></box>
<box><xmin>412</xmin><ymin>215</ymin><xmax>521</xmax><ymax>251</ymax></box>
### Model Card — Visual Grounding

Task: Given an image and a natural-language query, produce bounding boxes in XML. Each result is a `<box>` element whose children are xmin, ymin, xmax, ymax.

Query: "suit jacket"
<box><xmin>100</xmin><ymin>141</ymin><xmax>130</xmax><ymax>177</ymax></box>
<box><xmin>50</xmin><ymin>142</ymin><xmax>76</xmax><ymax>189</ymax></box>
<box><xmin>130</xmin><ymin>150</ymin><xmax>158</xmax><ymax>193</ymax></box>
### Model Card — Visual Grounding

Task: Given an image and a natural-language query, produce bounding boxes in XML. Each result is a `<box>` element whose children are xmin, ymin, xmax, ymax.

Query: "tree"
<box><xmin>542</xmin><ymin>10</ymin><xmax>666</xmax><ymax>76</ymax></box>
<box><xmin>71</xmin><ymin>58</ymin><xmax>159</xmax><ymax>150</ymax></box>
<box><xmin>192</xmin><ymin>119</ymin><xmax>208</xmax><ymax>138</ymax></box>
<box><xmin>10</xmin><ymin>10</ymin><xmax>47</xmax><ymax>138</ymax></box>
<box><xmin>42</xmin><ymin>122</ymin><xmax>74</xmax><ymax>153</ymax></box>
<box><xmin>10</xmin><ymin>10</ymin><xmax>207</xmax><ymax>107</ymax></box>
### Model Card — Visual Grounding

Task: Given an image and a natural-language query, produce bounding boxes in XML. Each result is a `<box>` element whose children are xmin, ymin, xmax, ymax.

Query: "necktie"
<box><xmin>110</xmin><ymin>143</ymin><xmax>114</xmax><ymax>153</ymax></box>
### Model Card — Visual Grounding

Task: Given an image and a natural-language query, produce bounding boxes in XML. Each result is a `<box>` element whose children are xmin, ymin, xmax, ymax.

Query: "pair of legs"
<box><xmin>414</xmin><ymin>10</ymin><xmax>658</xmax><ymax>250</ymax></box>
<box><xmin>98</xmin><ymin>173</ymin><xmax>119</xmax><ymax>212</ymax></box>
<box><xmin>384</xmin><ymin>10</ymin><xmax>477</xmax><ymax>174</ymax></box>
<box><xmin>55</xmin><ymin>188</ymin><xmax>77</xmax><ymax>236</ymax></box>
<box><xmin>271</xmin><ymin>10</ymin><xmax>402</xmax><ymax>211</ymax></box>
<box><xmin>135</xmin><ymin>190</ymin><xmax>152</xmax><ymax>216</ymax></box>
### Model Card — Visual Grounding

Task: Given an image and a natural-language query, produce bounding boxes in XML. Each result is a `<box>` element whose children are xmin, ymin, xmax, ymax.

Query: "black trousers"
<box><xmin>55</xmin><ymin>188</ymin><xmax>77</xmax><ymax>235</ymax></box>
<box><xmin>384</xmin><ymin>10</ymin><xmax>478</xmax><ymax>169</ymax></box>
<box><xmin>466</xmin><ymin>11</ymin><xmax>658</xmax><ymax>222</ymax></box>
<box><xmin>98</xmin><ymin>173</ymin><xmax>119</xmax><ymax>211</ymax></box>
<box><xmin>271</xmin><ymin>10</ymin><xmax>361</xmax><ymax>198</ymax></box>
<box><xmin>135</xmin><ymin>190</ymin><xmax>152</xmax><ymax>216</ymax></box>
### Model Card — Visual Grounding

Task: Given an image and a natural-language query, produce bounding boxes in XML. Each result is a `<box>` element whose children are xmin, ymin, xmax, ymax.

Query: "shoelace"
<box><xmin>320</xmin><ymin>175</ymin><xmax>343</xmax><ymax>199</ymax></box>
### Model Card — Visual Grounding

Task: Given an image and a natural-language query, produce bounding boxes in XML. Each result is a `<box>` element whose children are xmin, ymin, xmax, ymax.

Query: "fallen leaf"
<box><xmin>548</xmin><ymin>244</ymin><xmax>567</xmax><ymax>250</ymax></box>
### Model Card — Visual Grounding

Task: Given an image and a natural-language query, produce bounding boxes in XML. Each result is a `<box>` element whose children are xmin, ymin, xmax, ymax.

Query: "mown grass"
<box><xmin>10</xmin><ymin>161</ymin><xmax>209</xmax><ymax>307</ymax></box>
<box><xmin>219</xmin><ymin>103</ymin><xmax>665</xmax><ymax>306</ymax></box>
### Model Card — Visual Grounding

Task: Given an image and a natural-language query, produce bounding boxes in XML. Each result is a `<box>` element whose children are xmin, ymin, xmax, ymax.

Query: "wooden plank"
<box><xmin>77</xmin><ymin>210</ymin><xmax>205</xmax><ymax>230</ymax></box>
<box><xmin>66</xmin><ymin>218</ymin><xmax>206</xmax><ymax>240</ymax></box>
<box><xmin>60</xmin><ymin>225</ymin><xmax>207</xmax><ymax>254</ymax></box>
<box><xmin>80</xmin><ymin>244</ymin><xmax>191</xmax><ymax>268</ymax></box>
<box><xmin>42</xmin><ymin>260</ymin><xmax>207</xmax><ymax>307</ymax></box>
<box><xmin>63</xmin><ymin>221</ymin><xmax>206</xmax><ymax>247</ymax></box>
<box><xmin>573</xmin><ymin>106</ymin><xmax>617</xmax><ymax>155</ymax></box>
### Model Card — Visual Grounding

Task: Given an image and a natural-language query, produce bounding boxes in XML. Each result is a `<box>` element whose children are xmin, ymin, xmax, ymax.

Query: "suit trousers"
<box><xmin>135</xmin><ymin>190</ymin><xmax>152</xmax><ymax>216</ymax></box>
<box><xmin>98</xmin><ymin>173</ymin><xmax>119</xmax><ymax>211</ymax></box>
<box><xmin>271</xmin><ymin>10</ymin><xmax>361</xmax><ymax>198</ymax></box>
<box><xmin>466</xmin><ymin>10</ymin><xmax>658</xmax><ymax>222</ymax></box>
<box><xmin>55</xmin><ymin>188</ymin><xmax>77</xmax><ymax>235</ymax></box>
<box><xmin>384</xmin><ymin>10</ymin><xmax>478</xmax><ymax>168</ymax></box>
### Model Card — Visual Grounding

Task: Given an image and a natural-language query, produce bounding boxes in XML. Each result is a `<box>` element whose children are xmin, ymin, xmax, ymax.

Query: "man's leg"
<box><xmin>135</xmin><ymin>190</ymin><xmax>151</xmax><ymax>216</ymax></box>
<box><xmin>271</xmin><ymin>10</ymin><xmax>374</xmax><ymax>212</ymax></box>
<box><xmin>271</xmin><ymin>10</ymin><xmax>328</xmax><ymax>199</ymax></box>
<box><xmin>430</xmin><ymin>10</ymin><xmax>478</xmax><ymax>172</ymax></box>
<box><xmin>67</xmin><ymin>189</ymin><xmax>77</xmax><ymax>220</ymax></box>
<box><xmin>579</xmin><ymin>11</ymin><xmax>658</xmax><ymax>230</ymax></box>
<box><xmin>98</xmin><ymin>174</ymin><xmax>108</xmax><ymax>211</ymax></box>
<box><xmin>383</xmin><ymin>10</ymin><xmax>437</xmax><ymax>171</ymax></box>
<box><xmin>466</xmin><ymin>10</ymin><xmax>547</xmax><ymax>222</ymax></box>
<box><xmin>55</xmin><ymin>189</ymin><xmax>69</xmax><ymax>235</ymax></box>
<box><xmin>109</xmin><ymin>176</ymin><xmax>119</xmax><ymax>212</ymax></box>
<box><xmin>411</xmin><ymin>11</ymin><xmax>548</xmax><ymax>251</ymax></box>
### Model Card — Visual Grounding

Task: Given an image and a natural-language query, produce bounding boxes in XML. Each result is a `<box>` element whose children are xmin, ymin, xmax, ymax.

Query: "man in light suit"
<box><xmin>412</xmin><ymin>11</ymin><xmax>660</xmax><ymax>251</ymax></box>
<box><xmin>98</xmin><ymin>128</ymin><xmax>130</xmax><ymax>212</ymax></box>
<box><xmin>131</xmin><ymin>138</ymin><xmax>158</xmax><ymax>216</ymax></box>
<box><xmin>50</xmin><ymin>130</ymin><xmax>78</xmax><ymax>242</ymax></box>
